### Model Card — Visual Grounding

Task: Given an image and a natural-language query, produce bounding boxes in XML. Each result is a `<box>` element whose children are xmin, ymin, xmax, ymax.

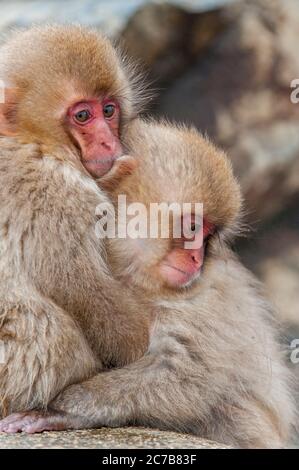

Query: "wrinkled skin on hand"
<box><xmin>0</xmin><ymin>410</ymin><xmax>81</xmax><ymax>434</ymax></box>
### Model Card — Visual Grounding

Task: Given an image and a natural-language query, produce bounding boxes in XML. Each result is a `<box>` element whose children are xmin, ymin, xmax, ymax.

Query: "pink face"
<box><xmin>159</xmin><ymin>216</ymin><xmax>215</xmax><ymax>288</ymax></box>
<box><xmin>67</xmin><ymin>98</ymin><xmax>122</xmax><ymax>177</ymax></box>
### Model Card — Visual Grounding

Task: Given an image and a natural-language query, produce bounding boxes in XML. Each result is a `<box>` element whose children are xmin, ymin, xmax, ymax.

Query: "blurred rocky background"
<box><xmin>0</xmin><ymin>0</ymin><xmax>298</xmax><ymax>438</ymax></box>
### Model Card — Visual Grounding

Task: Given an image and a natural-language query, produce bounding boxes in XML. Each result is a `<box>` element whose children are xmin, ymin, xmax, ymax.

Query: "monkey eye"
<box><xmin>103</xmin><ymin>103</ymin><xmax>115</xmax><ymax>119</ymax></box>
<box><xmin>190</xmin><ymin>223</ymin><xmax>201</xmax><ymax>233</ymax></box>
<box><xmin>182</xmin><ymin>221</ymin><xmax>201</xmax><ymax>240</ymax></box>
<box><xmin>74</xmin><ymin>109</ymin><xmax>91</xmax><ymax>123</ymax></box>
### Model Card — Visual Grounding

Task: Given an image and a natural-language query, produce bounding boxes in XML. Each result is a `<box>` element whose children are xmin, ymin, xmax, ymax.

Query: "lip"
<box><xmin>82</xmin><ymin>157</ymin><xmax>116</xmax><ymax>165</ymax></box>
<box><xmin>82</xmin><ymin>155</ymin><xmax>118</xmax><ymax>176</ymax></box>
<box><xmin>163</xmin><ymin>263</ymin><xmax>189</xmax><ymax>277</ymax></box>
<box><xmin>161</xmin><ymin>263</ymin><xmax>199</xmax><ymax>287</ymax></box>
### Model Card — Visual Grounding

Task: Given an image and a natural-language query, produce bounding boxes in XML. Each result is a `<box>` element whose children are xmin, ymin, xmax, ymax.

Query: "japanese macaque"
<box><xmin>0</xmin><ymin>26</ymin><xmax>151</xmax><ymax>417</ymax></box>
<box><xmin>1</xmin><ymin>120</ymin><xmax>295</xmax><ymax>449</ymax></box>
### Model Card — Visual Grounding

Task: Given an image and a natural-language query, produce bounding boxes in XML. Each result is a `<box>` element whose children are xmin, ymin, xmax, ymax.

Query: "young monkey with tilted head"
<box><xmin>2</xmin><ymin>119</ymin><xmax>295</xmax><ymax>448</ymax></box>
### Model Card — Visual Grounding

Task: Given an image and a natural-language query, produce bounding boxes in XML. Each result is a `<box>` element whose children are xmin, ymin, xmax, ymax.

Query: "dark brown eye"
<box><xmin>103</xmin><ymin>103</ymin><xmax>115</xmax><ymax>119</ymax></box>
<box><xmin>191</xmin><ymin>223</ymin><xmax>201</xmax><ymax>233</ymax></box>
<box><xmin>74</xmin><ymin>109</ymin><xmax>91</xmax><ymax>123</ymax></box>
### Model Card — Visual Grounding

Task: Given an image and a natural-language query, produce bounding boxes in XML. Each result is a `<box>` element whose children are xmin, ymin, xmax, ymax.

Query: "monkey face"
<box><xmin>158</xmin><ymin>215</ymin><xmax>216</xmax><ymax>289</ymax></box>
<box><xmin>0</xmin><ymin>25</ymin><xmax>141</xmax><ymax>178</ymax></box>
<box><xmin>108</xmin><ymin>208</ymin><xmax>218</xmax><ymax>295</ymax></box>
<box><xmin>107</xmin><ymin>119</ymin><xmax>243</xmax><ymax>297</ymax></box>
<box><xmin>66</xmin><ymin>98</ymin><xmax>122</xmax><ymax>177</ymax></box>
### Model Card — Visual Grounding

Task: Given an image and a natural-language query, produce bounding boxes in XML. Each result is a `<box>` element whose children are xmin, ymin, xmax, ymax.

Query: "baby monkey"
<box><xmin>0</xmin><ymin>120</ymin><xmax>295</xmax><ymax>448</ymax></box>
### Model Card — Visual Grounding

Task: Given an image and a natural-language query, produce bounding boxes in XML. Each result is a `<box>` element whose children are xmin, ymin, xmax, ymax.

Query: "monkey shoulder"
<box><xmin>0</xmin><ymin>141</ymin><xmax>110</xmax><ymax>258</ymax></box>
<box><xmin>200</xmin><ymin>252</ymin><xmax>275</xmax><ymax>326</ymax></box>
<box><xmin>0</xmin><ymin>140</ymin><xmax>107</xmax><ymax>212</ymax></box>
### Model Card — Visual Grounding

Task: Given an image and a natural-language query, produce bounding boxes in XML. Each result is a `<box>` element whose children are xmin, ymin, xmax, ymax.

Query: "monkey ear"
<box><xmin>0</xmin><ymin>86</ymin><xmax>19</xmax><ymax>136</ymax></box>
<box><xmin>100</xmin><ymin>155</ymin><xmax>138</xmax><ymax>190</ymax></box>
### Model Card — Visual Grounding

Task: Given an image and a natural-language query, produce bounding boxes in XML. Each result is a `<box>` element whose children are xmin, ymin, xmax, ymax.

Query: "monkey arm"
<box><xmin>0</xmin><ymin>291</ymin><xmax>290</xmax><ymax>449</ymax></box>
<box><xmin>0</xmin><ymin>346</ymin><xmax>286</xmax><ymax>449</ymax></box>
<box><xmin>0</xmin><ymin>259</ymin><xmax>292</xmax><ymax>448</ymax></box>
<box><xmin>0</xmin><ymin>353</ymin><xmax>201</xmax><ymax>434</ymax></box>
<box><xmin>0</xmin><ymin>311</ymin><xmax>203</xmax><ymax>433</ymax></box>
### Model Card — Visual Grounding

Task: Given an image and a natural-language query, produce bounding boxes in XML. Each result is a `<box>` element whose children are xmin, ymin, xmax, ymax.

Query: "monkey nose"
<box><xmin>189</xmin><ymin>249</ymin><xmax>203</xmax><ymax>269</ymax></box>
<box><xmin>97</xmin><ymin>135</ymin><xmax>121</xmax><ymax>157</ymax></box>
<box><xmin>101</xmin><ymin>141</ymin><xmax>114</xmax><ymax>152</ymax></box>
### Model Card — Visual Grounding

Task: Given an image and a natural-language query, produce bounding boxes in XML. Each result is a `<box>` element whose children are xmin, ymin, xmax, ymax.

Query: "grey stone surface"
<box><xmin>0</xmin><ymin>427</ymin><xmax>230</xmax><ymax>449</ymax></box>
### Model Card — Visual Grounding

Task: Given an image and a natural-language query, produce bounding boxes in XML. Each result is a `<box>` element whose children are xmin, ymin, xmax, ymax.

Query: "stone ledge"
<box><xmin>0</xmin><ymin>427</ymin><xmax>230</xmax><ymax>449</ymax></box>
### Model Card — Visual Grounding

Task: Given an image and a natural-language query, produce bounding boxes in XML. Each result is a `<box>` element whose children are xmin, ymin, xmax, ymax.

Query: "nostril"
<box><xmin>101</xmin><ymin>142</ymin><xmax>111</xmax><ymax>150</ymax></box>
<box><xmin>192</xmin><ymin>255</ymin><xmax>199</xmax><ymax>265</ymax></box>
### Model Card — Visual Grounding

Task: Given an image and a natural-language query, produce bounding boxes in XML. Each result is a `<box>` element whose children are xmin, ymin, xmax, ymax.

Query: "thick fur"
<box><xmin>0</xmin><ymin>24</ymin><xmax>144</xmax><ymax>139</ymax></box>
<box><xmin>28</xmin><ymin>120</ymin><xmax>294</xmax><ymax>449</ymax></box>
<box><xmin>0</xmin><ymin>26</ymin><xmax>151</xmax><ymax>416</ymax></box>
<box><xmin>50</xmin><ymin>253</ymin><xmax>294</xmax><ymax>448</ymax></box>
<box><xmin>0</xmin><ymin>137</ymin><xmax>150</xmax><ymax>416</ymax></box>
<box><xmin>0</xmin><ymin>27</ymin><xmax>295</xmax><ymax>447</ymax></box>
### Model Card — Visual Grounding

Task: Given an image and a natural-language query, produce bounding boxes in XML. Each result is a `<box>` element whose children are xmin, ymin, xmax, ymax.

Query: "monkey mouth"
<box><xmin>82</xmin><ymin>157</ymin><xmax>116</xmax><ymax>165</ymax></box>
<box><xmin>161</xmin><ymin>263</ymin><xmax>201</xmax><ymax>288</ymax></box>
<box><xmin>81</xmin><ymin>156</ymin><xmax>118</xmax><ymax>177</ymax></box>
<box><xmin>163</xmin><ymin>264</ymin><xmax>189</xmax><ymax>276</ymax></box>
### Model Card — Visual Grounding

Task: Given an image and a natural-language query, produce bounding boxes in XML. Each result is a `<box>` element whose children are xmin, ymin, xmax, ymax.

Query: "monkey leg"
<box><xmin>0</xmin><ymin>295</ymin><xmax>96</xmax><ymax>418</ymax></box>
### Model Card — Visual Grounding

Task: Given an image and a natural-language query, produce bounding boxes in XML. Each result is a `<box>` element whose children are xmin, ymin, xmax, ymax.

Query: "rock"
<box><xmin>120</xmin><ymin>3</ymin><xmax>228</xmax><ymax>87</ymax></box>
<box><xmin>153</xmin><ymin>0</ymin><xmax>299</xmax><ymax>221</ymax></box>
<box><xmin>0</xmin><ymin>427</ymin><xmax>230</xmax><ymax>449</ymax></box>
<box><xmin>238</xmin><ymin>202</ymin><xmax>299</xmax><ymax>328</ymax></box>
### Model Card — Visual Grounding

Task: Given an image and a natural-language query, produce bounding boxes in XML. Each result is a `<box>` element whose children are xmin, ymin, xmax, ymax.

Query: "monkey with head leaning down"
<box><xmin>0</xmin><ymin>25</ymin><xmax>153</xmax><ymax>417</ymax></box>
<box><xmin>0</xmin><ymin>109</ymin><xmax>296</xmax><ymax>447</ymax></box>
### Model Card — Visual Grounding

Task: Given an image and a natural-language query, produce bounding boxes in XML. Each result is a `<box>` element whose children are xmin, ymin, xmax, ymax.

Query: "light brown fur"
<box><xmin>3</xmin><ymin>120</ymin><xmax>294</xmax><ymax>448</ymax></box>
<box><xmin>0</xmin><ymin>26</ymin><xmax>151</xmax><ymax>416</ymax></box>
<box><xmin>0</xmin><ymin>24</ymin><xmax>144</xmax><ymax>142</ymax></box>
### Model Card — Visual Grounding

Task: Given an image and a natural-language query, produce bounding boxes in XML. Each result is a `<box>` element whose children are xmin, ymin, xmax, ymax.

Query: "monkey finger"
<box><xmin>115</xmin><ymin>154</ymin><xmax>138</xmax><ymax>171</ymax></box>
<box><xmin>0</xmin><ymin>410</ymin><xmax>68</xmax><ymax>433</ymax></box>
<box><xmin>100</xmin><ymin>155</ymin><xmax>138</xmax><ymax>190</ymax></box>
<box><xmin>0</xmin><ymin>411</ymin><xmax>49</xmax><ymax>433</ymax></box>
<box><xmin>0</xmin><ymin>412</ymin><xmax>29</xmax><ymax>431</ymax></box>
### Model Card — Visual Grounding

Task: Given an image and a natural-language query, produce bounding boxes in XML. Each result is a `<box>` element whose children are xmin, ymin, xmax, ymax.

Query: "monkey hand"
<box><xmin>0</xmin><ymin>409</ymin><xmax>83</xmax><ymax>434</ymax></box>
<box><xmin>99</xmin><ymin>154</ymin><xmax>138</xmax><ymax>190</ymax></box>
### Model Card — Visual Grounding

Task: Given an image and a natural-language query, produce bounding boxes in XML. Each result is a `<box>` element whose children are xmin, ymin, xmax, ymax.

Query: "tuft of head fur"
<box><xmin>0</xmin><ymin>24</ymin><xmax>146</xmax><ymax>146</ymax></box>
<box><xmin>107</xmin><ymin>118</ymin><xmax>243</xmax><ymax>295</ymax></box>
<box><xmin>123</xmin><ymin>118</ymin><xmax>242</xmax><ymax>227</ymax></box>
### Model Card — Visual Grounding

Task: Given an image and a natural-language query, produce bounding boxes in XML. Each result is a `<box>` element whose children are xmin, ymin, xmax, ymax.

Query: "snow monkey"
<box><xmin>1</xmin><ymin>120</ymin><xmax>295</xmax><ymax>449</ymax></box>
<box><xmin>0</xmin><ymin>26</ymin><xmax>152</xmax><ymax>417</ymax></box>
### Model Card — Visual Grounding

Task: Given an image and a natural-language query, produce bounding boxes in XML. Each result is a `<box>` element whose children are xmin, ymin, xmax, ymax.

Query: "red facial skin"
<box><xmin>67</xmin><ymin>98</ymin><xmax>122</xmax><ymax>178</ymax></box>
<box><xmin>160</xmin><ymin>217</ymin><xmax>215</xmax><ymax>288</ymax></box>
